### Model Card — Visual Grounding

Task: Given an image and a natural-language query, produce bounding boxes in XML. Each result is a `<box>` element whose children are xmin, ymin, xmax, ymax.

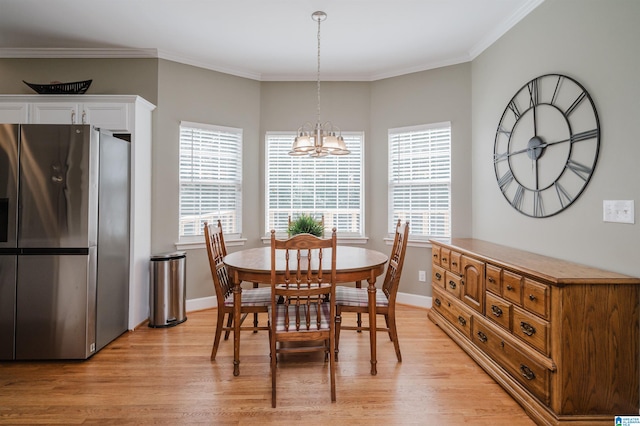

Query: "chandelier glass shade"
<box><xmin>289</xmin><ymin>11</ymin><xmax>350</xmax><ymax>157</ymax></box>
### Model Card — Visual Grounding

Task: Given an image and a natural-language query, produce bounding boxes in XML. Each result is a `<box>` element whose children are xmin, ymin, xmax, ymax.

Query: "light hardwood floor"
<box><xmin>0</xmin><ymin>305</ymin><xmax>535</xmax><ymax>425</ymax></box>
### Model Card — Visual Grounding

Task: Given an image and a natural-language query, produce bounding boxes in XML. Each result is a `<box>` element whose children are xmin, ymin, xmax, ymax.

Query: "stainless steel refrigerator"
<box><xmin>0</xmin><ymin>124</ymin><xmax>130</xmax><ymax>360</ymax></box>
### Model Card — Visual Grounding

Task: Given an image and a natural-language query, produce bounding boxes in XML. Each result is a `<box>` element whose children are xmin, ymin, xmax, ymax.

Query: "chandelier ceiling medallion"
<box><xmin>289</xmin><ymin>11</ymin><xmax>350</xmax><ymax>157</ymax></box>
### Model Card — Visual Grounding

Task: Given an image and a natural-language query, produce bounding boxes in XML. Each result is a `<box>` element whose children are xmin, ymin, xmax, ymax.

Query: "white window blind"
<box><xmin>388</xmin><ymin>122</ymin><xmax>451</xmax><ymax>239</ymax></box>
<box><xmin>265</xmin><ymin>132</ymin><xmax>364</xmax><ymax>237</ymax></box>
<box><xmin>179</xmin><ymin>122</ymin><xmax>242</xmax><ymax>238</ymax></box>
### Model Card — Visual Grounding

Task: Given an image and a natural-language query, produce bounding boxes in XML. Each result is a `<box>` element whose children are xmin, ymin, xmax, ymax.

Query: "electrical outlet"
<box><xmin>418</xmin><ymin>270</ymin><xmax>427</xmax><ymax>282</ymax></box>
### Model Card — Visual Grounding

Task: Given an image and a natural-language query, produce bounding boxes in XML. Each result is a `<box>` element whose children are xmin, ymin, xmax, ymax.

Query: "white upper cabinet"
<box><xmin>0</xmin><ymin>95</ymin><xmax>144</xmax><ymax>132</ymax></box>
<box><xmin>0</xmin><ymin>103</ymin><xmax>29</xmax><ymax>123</ymax></box>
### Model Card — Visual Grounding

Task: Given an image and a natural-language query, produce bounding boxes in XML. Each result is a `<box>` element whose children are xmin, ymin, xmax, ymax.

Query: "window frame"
<box><xmin>388</xmin><ymin>122</ymin><xmax>452</xmax><ymax>242</ymax></box>
<box><xmin>264</xmin><ymin>131</ymin><xmax>366</xmax><ymax>240</ymax></box>
<box><xmin>178</xmin><ymin>121</ymin><xmax>243</xmax><ymax>243</ymax></box>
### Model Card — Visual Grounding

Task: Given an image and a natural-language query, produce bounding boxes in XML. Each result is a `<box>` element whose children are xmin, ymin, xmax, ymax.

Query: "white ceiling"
<box><xmin>0</xmin><ymin>0</ymin><xmax>543</xmax><ymax>81</ymax></box>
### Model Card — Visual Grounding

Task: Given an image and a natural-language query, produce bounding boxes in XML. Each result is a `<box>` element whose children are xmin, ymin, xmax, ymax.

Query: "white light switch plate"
<box><xmin>603</xmin><ymin>200</ymin><xmax>635</xmax><ymax>224</ymax></box>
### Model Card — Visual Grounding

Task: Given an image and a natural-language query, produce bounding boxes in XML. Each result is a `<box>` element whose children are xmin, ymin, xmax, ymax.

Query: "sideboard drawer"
<box><xmin>440</xmin><ymin>248</ymin><xmax>451</xmax><ymax>270</ymax></box>
<box><xmin>450</xmin><ymin>250</ymin><xmax>462</xmax><ymax>275</ymax></box>
<box><xmin>486</xmin><ymin>264</ymin><xmax>502</xmax><ymax>295</ymax></box>
<box><xmin>445</xmin><ymin>271</ymin><xmax>462</xmax><ymax>299</ymax></box>
<box><xmin>433</xmin><ymin>286</ymin><xmax>472</xmax><ymax>339</ymax></box>
<box><xmin>485</xmin><ymin>291</ymin><xmax>511</xmax><ymax>331</ymax></box>
<box><xmin>513</xmin><ymin>306</ymin><xmax>549</xmax><ymax>356</ymax></box>
<box><xmin>473</xmin><ymin>317</ymin><xmax>550</xmax><ymax>405</ymax></box>
<box><xmin>432</xmin><ymin>265</ymin><xmax>446</xmax><ymax>288</ymax></box>
<box><xmin>523</xmin><ymin>278</ymin><xmax>549</xmax><ymax>319</ymax></box>
<box><xmin>432</xmin><ymin>245</ymin><xmax>441</xmax><ymax>266</ymax></box>
<box><xmin>502</xmin><ymin>270</ymin><xmax>523</xmax><ymax>305</ymax></box>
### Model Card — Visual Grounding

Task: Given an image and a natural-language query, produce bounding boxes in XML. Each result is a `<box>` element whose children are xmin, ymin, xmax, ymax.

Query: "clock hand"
<box><xmin>495</xmin><ymin>145</ymin><xmax>536</xmax><ymax>161</ymax></box>
<box><xmin>495</xmin><ymin>135</ymin><xmax>577</xmax><ymax>162</ymax></box>
<box><xmin>540</xmin><ymin>137</ymin><xmax>571</xmax><ymax>148</ymax></box>
<box><xmin>500</xmin><ymin>137</ymin><xmax>572</xmax><ymax>159</ymax></box>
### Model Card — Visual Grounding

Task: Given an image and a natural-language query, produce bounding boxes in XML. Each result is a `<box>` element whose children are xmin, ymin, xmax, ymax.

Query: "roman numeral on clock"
<box><xmin>566</xmin><ymin>159</ymin><xmax>593</xmax><ymax>181</ymax></box>
<box><xmin>497</xmin><ymin>170</ymin><xmax>514</xmax><ymax>192</ymax></box>
<box><xmin>570</xmin><ymin>128</ymin><xmax>598</xmax><ymax>143</ymax></box>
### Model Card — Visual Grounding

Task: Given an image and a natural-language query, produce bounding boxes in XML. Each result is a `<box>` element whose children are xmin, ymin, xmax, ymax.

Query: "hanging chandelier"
<box><xmin>289</xmin><ymin>11</ymin><xmax>350</xmax><ymax>157</ymax></box>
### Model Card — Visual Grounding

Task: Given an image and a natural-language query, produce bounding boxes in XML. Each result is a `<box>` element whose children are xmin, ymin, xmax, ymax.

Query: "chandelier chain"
<box><xmin>316</xmin><ymin>13</ymin><xmax>322</xmax><ymax>124</ymax></box>
<box><xmin>289</xmin><ymin>11</ymin><xmax>349</xmax><ymax>157</ymax></box>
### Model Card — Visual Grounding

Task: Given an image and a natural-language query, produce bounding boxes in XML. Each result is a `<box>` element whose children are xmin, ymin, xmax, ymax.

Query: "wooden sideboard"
<box><xmin>427</xmin><ymin>238</ymin><xmax>640</xmax><ymax>425</ymax></box>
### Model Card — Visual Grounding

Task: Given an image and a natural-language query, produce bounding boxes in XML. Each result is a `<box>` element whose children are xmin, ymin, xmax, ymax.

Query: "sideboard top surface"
<box><xmin>430</xmin><ymin>238</ymin><xmax>640</xmax><ymax>285</ymax></box>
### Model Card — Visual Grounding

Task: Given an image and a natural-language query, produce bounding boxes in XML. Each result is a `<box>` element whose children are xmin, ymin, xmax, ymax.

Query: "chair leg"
<box><xmin>211</xmin><ymin>309</ymin><xmax>226</xmax><ymax>360</ymax></box>
<box><xmin>224</xmin><ymin>312</ymin><xmax>233</xmax><ymax>340</ymax></box>
<box><xmin>253</xmin><ymin>282</ymin><xmax>259</xmax><ymax>333</ymax></box>
<box><xmin>271</xmin><ymin>330</ymin><xmax>277</xmax><ymax>407</ymax></box>
<box><xmin>387</xmin><ymin>313</ymin><xmax>402</xmax><ymax>362</ymax></box>
<box><xmin>334</xmin><ymin>310</ymin><xmax>342</xmax><ymax>361</ymax></box>
<box><xmin>329</xmin><ymin>329</ymin><xmax>336</xmax><ymax>402</ymax></box>
<box><xmin>385</xmin><ymin>314</ymin><xmax>392</xmax><ymax>341</ymax></box>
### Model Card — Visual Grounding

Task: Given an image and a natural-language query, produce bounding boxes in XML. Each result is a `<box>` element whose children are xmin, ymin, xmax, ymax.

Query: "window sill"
<box><xmin>383</xmin><ymin>237</ymin><xmax>445</xmax><ymax>248</ymax></box>
<box><xmin>175</xmin><ymin>237</ymin><xmax>247</xmax><ymax>251</ymax></box>
<box><xmin>260</xmin><ymin>235</ymin><xmax>369</xmax><ymax>245</ymax></box>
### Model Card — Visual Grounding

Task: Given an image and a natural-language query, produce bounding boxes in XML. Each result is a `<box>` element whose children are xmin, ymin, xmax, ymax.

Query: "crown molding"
<box><xmin>155</xmin><ymin>49</ymin><xmax>262</xmax><ymax>81</ymax></box>
<box><xmin>468</xmin><ymin>0</ymin><xmax>544</xmax><ymax>59</ymax></box>
<box><xmin>0</xmin><ymin>47</ymin><xmax>159</xmax><ymax>59</ymax></box>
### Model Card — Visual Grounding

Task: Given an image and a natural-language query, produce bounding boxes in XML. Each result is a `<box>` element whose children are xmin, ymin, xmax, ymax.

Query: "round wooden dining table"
<box><xmin>223</xmin><ymin>245</ymin><xmax>388</xmax><ymax>377</ymax></box>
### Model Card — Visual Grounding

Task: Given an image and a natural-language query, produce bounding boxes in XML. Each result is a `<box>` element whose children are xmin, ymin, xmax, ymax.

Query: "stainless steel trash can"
<box><xmin>149</xmin><ymin>252</ymin><xmax>187</xmax><ymax>328</ymax></box>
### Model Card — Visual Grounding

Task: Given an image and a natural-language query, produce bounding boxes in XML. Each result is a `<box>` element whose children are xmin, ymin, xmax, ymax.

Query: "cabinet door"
<box><xmin>0</xmin><ymin>103</ymin><xmax>29</xmax><ymax>123</ymax></box>
<box><xmin>461</xmin><ymin>255</ymin><xmax>484</xmax><ymax>313</ymax></box>
<box><xmin>83</xmin><ymin>103</ymin><xmax>130</xmax><ymax>132</ymax></box>
<box><xmin>31</xmin><ymin>103</ymin><xmax>79</xmax><ymax>124</ymax></box>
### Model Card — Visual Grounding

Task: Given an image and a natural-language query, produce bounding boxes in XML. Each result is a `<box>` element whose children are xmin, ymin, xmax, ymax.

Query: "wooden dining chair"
<box><xmin>204</xmin><ymin>220</ymin><xmax>270</xmax><ymax>361</ymax></box>
<box><xmin>335</xmin><ymin>219</ymin><xmax>409</xmax><ymax>362</ymax></box>
<box><xmin>269</xmin><ymin>229</ymin><xmax>337</xmax><ymax>408</ymax></box>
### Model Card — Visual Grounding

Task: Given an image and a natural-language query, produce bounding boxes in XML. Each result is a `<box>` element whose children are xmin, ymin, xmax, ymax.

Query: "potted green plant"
<box><xmin>288</xmin><ymin>213</ymin><xmax>324</xmax><ymax>237</ymax></box>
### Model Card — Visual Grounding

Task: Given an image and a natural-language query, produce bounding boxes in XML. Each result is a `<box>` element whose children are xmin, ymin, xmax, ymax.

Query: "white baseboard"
<box><xmin>185</xmin><ymin>291</ymin><xmax>432</xmax><ymax>312</ymax></box>
<box><xmin>396</xmin><ymin>291</ymin><xmax>431</xmax><ymax>309</ymax></box>
<box><xmin>186</xmin><ymin>295</ymin><xmax>217</xmax><ymax>312</ymax></box>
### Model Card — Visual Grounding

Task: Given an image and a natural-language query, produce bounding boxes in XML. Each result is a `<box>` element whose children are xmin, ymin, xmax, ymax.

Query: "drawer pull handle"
<box><xmin>506</xmin><ymin>285</ymin><xmax>514</xmax><ymax>291</ymax></box>
<box><xmin>476</xmin><ymin>331</ymin><xmax>488</xmax><ymax>343</ymax></box>
<box><xmin>520</xmin><ymin>321</ymin><xmax>536</xmax><ymax>336</ymax></box>
<box><xmin>488</xmin><ymin>277</ymin><xmax>495</xmax><ymax>283</ymax></box>
<box><xmin>528</xmin><ymin>294</ymin><xmax>537</xmax><ymax>301</ymax></box>
<box><xmin>520</xmin><ymin>364</ymin><xmax>536</xmax><ymax>381</ymax></box>
<box><xmin>457</xmin><ymin>316</ymin><xmax>466</xmax><ymax>327</ymax></box>
<box><xmin>434</xmin><ymin>298</ymin><xmax>441</xmax><ymax>307</ymax></box>
<box><xmin>441</xmin><ymin>257</ymin><xmax>447</xmax><ymax>263</ymax></box>
<box><xmin>448</xmin><ymin>280</ymin><xmax>457</xmax><ymax>289</ymax></box>
<box><xmin>433</xmin><ymin>253</ymin><xmax>438</xmax><ymax>258</ymax></box>
<box><xmin>491</xmin><ymin>305</ymin><xmax>503</xmax><ymax>317</ymax></box>
<box><xmin>435</xmin><ymin>272</ymin><xmax>442</xmax><ymax>280</ymax></box>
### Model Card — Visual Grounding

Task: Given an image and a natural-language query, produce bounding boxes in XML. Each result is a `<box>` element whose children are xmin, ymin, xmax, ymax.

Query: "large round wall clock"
<box><xmin>493</xmin><ymin>73</ymin><xmax>600</xmax><ymax>218</ymax></box>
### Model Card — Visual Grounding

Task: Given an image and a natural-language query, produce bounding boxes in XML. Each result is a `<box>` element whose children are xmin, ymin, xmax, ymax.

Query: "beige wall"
<box><xmin>0</xmin><ymin>58</ymin><xmax>158</xmax><ymax>103</ymax></box>
<box><xmin>370</xmin><ymin>64</ymin><xmax>473</xmax><ymax>297</ymax></box>
<box><xmin>2</xmin><ymin>0</ymin><xmax>637</xmax><ymax>304</ymax></box>
<box><xmin>471</xmin><ymin>0</ymin><xmax>640</xmax><ymax>278</ymax></box>
<box><xmin>155</xmin><ymin>59</ymin><xmax>262</xmax><ymax>299</ymax></box>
